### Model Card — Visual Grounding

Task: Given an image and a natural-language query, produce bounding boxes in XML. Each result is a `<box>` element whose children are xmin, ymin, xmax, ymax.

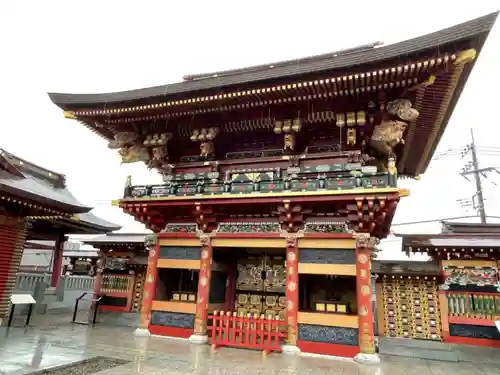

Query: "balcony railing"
<box><xmin>447</xmin><ymin>292</ymin><xmax>500</xmax><ymax>320</ymax></box>
<box><xmin>124</xmin><ymin>163</ymin><xmax>397</xmax><ymax>199</ymax></box>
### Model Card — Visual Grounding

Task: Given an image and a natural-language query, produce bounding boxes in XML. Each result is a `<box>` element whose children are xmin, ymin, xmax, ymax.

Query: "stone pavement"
<box><xmin>0</xmin><ymin>315</ymin><xmax>499</xmax><ymax>375</ymax></box>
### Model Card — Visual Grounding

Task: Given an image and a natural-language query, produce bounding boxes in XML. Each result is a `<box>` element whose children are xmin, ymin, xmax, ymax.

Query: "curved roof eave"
<box><xmin>71</xmin><ymin>212</ymin><xmax>122</xmax><ymax>232</ymax></box>
<box><xmin>48</xmin><ymin>12</ymin><xmax>498</xmax><ymax>110</ymax></box>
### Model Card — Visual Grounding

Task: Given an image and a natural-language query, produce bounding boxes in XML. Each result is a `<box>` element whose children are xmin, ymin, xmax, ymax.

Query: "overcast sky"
<box><xmin>1</xmin><ymin>1</ymin><xmax>499</xmax><ymax>260</ymax></box>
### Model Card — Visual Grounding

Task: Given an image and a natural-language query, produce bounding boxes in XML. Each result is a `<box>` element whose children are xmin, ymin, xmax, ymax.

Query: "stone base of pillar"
<box><xmin>354</xmin><ymin>352</ymin><xmax>380</xmax><ymax>365</ymax></box>
<box><xmin>189</xmin><ymin>334</ymin><xmax>208</xmax><ymax>344</ymax></box>
<box><xmin>133</xmin><ymin>328</ymin><xmax>151</xmax><ymax>336</ymax></box>
<box><xmin>281</xmin><ymin>344</ymin><xmax>301</xmax><ymax>355</ymax></box>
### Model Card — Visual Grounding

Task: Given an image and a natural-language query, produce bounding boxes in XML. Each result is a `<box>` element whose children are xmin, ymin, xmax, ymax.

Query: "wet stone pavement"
<box><xmin>0</xmin><ymin>315</ymin><xmax>499</xmax><ymax>375</ymax></box>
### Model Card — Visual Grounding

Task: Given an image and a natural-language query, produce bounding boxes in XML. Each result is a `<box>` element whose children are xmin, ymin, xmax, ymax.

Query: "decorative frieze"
<box><xmin>297</xmin><ymin>324</ymin><xmax>359</xmax><ymax>346</ymax></box>
<box><xmin>304</xmin><ymin>221</ymin><xmax>348</xmax><ymax>233</ymax></box>
<box><xmin>442</xmin><ymin>265</ymin><xmax>500</xmax><ymax>293</ymax></box>
<box><xmin>150</xmin><ymin>311</ymin><xmax>195</xmax><ymax>329</ymax></box>
<box><xmin>162</xmin><ymin>223</ymin><xmax>198</xmax><ymax>233</ymax></box>
<box><xmin>218</xmin><ymin>222</ymin><xmax>280</xmax><ymax>233</ymax></box>
<box><xmin>299</xmin><ymin>248</ymin><xmax>356</xmax><ymax>264</ymax></box>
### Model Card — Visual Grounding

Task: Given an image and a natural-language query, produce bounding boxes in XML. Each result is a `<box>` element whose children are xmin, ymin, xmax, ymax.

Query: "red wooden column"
<box><xmin>354</xmin><ymin>233</ymin><xmax>379</xmax><ymax>364</ymax></box>
<box><xmin>134</xmin><ymin>235</ymin><xmax>159</xmax><ymax>336</ymax></box>
<box><xmin>0</xmin><ymin>214</ymin><xmax>27</xmax><ymax>325</ymax></box>
<box><xmin>283</xmin><ymin>234</ymin><xmax>301</xmax><ymax>354</ymax></box>
<box><xmin>51</xmin><ymin>234</ymin><xmax>66</xmax><ymax>287</ymax></box>
<box><xmin>190</xmin><ymin>232</ymin><xmax>214</xmax><ymax>344</ymax></box>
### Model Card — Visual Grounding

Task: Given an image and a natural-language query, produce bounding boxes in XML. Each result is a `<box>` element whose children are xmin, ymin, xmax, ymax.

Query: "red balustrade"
<box><xmin>209</xmin><ymin>311</ymin><xmax>286</xmax><ymax>354</ymax></box>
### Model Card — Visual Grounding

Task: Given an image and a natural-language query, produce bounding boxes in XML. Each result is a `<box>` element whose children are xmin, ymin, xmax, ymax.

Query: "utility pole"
<box><xmin>460</xmin><ymin>129</ymin><xmax>488</xmax><ymax>223</ymax></box>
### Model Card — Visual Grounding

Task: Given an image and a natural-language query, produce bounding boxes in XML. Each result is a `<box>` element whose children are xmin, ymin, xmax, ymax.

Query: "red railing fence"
<box><xmin>209</xmin><ymin>311</ymin><xmax>286</xmax><ymax>354</ymax></box>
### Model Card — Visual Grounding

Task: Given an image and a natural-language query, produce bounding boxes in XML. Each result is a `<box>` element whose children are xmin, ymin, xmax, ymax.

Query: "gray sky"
<box><xmin>1</xmin><ymin>1</ymin><xmax>499</xmax><ymax>260</ymax></box>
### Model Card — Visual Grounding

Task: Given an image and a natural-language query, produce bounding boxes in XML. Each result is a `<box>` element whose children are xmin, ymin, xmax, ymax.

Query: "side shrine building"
<box><xmin>48</xmin><ymin>13</ymin><xmax>497</xmax><ymax>362</ymax></box>
<box><xmin>0</xmin><ymin>149</ymin><xmax>118</xmax><ymax>326</ymax></box>
<box><xmin>398</xmin><ymin>222</ymin><xmax>500</xmax><ymax>349</ymax></box>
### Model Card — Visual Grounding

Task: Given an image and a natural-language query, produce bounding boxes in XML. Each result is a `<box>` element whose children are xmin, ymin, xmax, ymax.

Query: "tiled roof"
<box><xmin>48</xmin><ymin>12</ymin><xmax>498</xmax><ymax>108</ymax></box>
<box><xmin>82</xmin><ymin>233</ymin><xmax>149</xmax><ymax>245</ymax></box>
<box><xmin>0</xmin><ymin>149</ymin><xmax>90</xmax><ymax>213</ymax></box>
<box><xmin>69</xmin><ymin>212</ymin><xmax>121</xmax><ymax>232</ymax></box>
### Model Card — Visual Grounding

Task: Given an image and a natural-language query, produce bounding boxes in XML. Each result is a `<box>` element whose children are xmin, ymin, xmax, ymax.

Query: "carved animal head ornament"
<box><xmin>190</xmin><ymin>127</ymin><xmax>220</xmax><ymax>142</ymax></box>
<box><xmin>386</xmin><ymin>99</ymin><xmax>419</xmax><ymax>122</ymax></box>
<box><xmin>108</xmin><ymin>132</ymin><xmax>138</xmax><ymax>149</ymax></box>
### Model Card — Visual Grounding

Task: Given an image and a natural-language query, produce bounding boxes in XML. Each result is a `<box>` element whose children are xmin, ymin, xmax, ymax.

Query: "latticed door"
<box><xmin>382</xmin><ymin>278</ymin><xmax>442</xmax><ymax>340</ymax></box>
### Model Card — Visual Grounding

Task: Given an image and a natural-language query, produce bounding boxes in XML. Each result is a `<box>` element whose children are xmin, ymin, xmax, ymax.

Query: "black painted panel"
<box><xmin>150</xmin><ymin>311</ymin><xmax>195</xmax><ymax>328</ymax></box>
<box><xmin>209</xmin><ymin>271</ymin><xmax>227</xmax><ymax>303</ymax></box>
<box><xmin>100</xmin><ymin>296</ymin><xmax>128</xmax><ymax>307</ymax></box>
<box><xmin>449</xmin><ymin>323</ymin><xmax>500</xmax><ymax>341</ymax></box>
<box><xmin>159</xmin><ymin>246</ymin><xmax>200</xmax><ymax>260</ymax></box>
<box><xmin>297</xmin><ymin>323</ymin><xmax>359</xmax><ymax>346</ymax></box>
<box><xmin>299</xmin><ymin>248</ymin><xmax>355</xmax><ymax>265</ymax></box>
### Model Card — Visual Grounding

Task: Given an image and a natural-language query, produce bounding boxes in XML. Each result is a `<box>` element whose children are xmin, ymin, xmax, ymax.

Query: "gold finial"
<box><xmin>454</xmin><ymin>49</ymin><xmax>477</xmax><ymax>66</ymax></box>
<box><xmin>63</xmin><ymin>111</ymin><xmax>76</xmax><ymax>119</ymax></box>
<box><xmin>387</xmin><ymin>157</ymin><xmax>397</xmax><ymax>176</ymax></box>
<box><xmin>414</xmin><ymin>175</ymin><xmax>421</xmax><ymax>180</ymax></box>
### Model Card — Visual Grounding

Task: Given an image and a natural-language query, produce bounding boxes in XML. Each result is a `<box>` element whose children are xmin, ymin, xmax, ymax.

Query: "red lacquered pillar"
<box><xmin>354</xmin><ymin>233</ymin><xmax>379</xmax><ymax>364</ymax></box>
<box><xmin>283</xmin><ymin>235</ymin><xmax>300</xmax><ymax>353</ymax></box>
<box><xmin>51</xmin><ymin>234</ymin><xmax>66</xmax><ymax>287</ymax></box>
<box><xmin>134</xmin><ymin>235</ymin><xmax>159</xmax><ymax>336</ymax></box>
<box><xmin>190</xmin><ymin>233</ymin><xmax>213</xmax><ymax>344</ymax></box>
<box><xmin>0</xmin><ymin>215</ymin><xmax>27</xmax><ymax>326</ymax></box>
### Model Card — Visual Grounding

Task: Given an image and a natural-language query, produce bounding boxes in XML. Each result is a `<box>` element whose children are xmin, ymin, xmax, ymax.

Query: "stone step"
<box><xmin>379</xmin><ymin>337</ymin><xmax>458</xmax><ymax>362</ymax></box>
<box><xmin>379</xmin><ymin>337</ymin><xmax>452</xmax><ymax>351</ymax></box>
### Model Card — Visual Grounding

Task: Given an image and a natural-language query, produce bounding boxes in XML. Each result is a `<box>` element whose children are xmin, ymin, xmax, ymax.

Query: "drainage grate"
<box><xmin>29</xmin><ymin>356</ymin><xmax>130</xmax><ymax>375</ymax></box>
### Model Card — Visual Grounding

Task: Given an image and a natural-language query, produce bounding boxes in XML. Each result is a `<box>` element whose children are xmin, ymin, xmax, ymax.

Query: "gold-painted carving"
<box><xmin>356</xmin><ymin>111</ymin><xmax>366</xmax><ymax>126</ymax></box>
<box><xmin>453</xmin><ymin>49</ymin><xmax>476</xmax><ymax>66</ymax></box>
<box><xmin>347</xmin><ymin>128</ymin><xmax>356</xmax><ymax>146</ymax></box>
<box><xmin>346</xmin><ymin>112</ymin><xmax>356</xmax><ymax>127</ymax></box>
<box><xmin>369</xmin><ymin>98</ymin><xmax>419</xmax><ymax>171</ymax></box>
<box><xmin>358</xmin><ymin>253</ymin><xmax>369</xmax><ymax>264</ymax></box>
<box><xmin>354</xmin><ymin>233</ymin><xmax>380</xmax><ymax>249</ymax></box>
<box><xmin>63</xmin><ymin>111</ymin><xmax>76</xmax><ymax>119</ymax></box>
<box><xmin>191</xmin><ymin>127</ymin><xmax>220</xmax><ymax>158</ymax></box>
<box><xmin>284</xmin><ymin>133</ymin><xmax>296</xmax><ymax>151</ymax></box>
<box><xmin>409</xmin><ymin>75</ymin><xmax>436</xmax><ymax>91</ymax></box>
<box><xmin>361</xmin><ymin>285</ymin><xmax>371</xmax><ymax>296</ymax></box>
<box><xmin>119</xmin><ymin>144</ymin><xmax>149</xmax><ymax>164</ymax></box>
<box><xmin>359</xmin><ymin>305</ymin><xmax>369</xmax><ymax>316</ymax></box>
<box><xmin>288</xmin><ymin>281</ymin><xmax>297</xmax><ymax>292</ymax></box>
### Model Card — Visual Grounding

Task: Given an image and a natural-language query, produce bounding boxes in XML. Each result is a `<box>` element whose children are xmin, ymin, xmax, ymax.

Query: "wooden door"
<box><xmin>382</xmin><ymin>278</ymin><xmax>442</xmax><ymax>340</ymax></box>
